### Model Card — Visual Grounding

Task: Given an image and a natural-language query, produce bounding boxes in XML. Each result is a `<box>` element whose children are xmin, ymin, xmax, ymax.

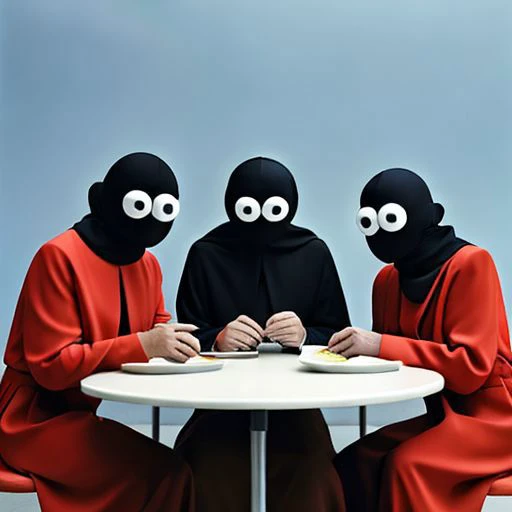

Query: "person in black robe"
<box><xmin>174</xmin><ymin>156</ymin><xmax>350</xmax><ymax>512</ymax></box>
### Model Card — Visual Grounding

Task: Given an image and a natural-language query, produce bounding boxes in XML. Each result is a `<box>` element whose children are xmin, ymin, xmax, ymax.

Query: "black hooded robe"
<box><xmin>174</xmin><ymin>224</ymin><xmax>350</xmax><ymax>512</ymax></box>
<box><xmin>177</xmin><ymin>223</ymin><xmax>350</xmax><ymax>350</ymax></box>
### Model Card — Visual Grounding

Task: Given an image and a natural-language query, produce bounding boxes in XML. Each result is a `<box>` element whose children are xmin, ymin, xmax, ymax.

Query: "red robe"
<box><xmin>0</xmin><ymin>230</ymin><xmax>194</xmax><ymax>511</ymax></box>
<box><xmin>335</xmin><ymin>245</ymin><xmax>512</xmax><ymax>512</ymax></box>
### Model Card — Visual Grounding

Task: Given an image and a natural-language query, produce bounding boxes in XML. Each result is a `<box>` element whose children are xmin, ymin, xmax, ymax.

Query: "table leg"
<box><xmin>250</xmin><ymin>410</ymin><xmax>268</xmax><ymax>512</ymax></box>
<box><xmin>359</xmin><ymin>405</ymin><xmax>367</xmax><ymax>438</ymax></box>
<box><xmin>152</xmin><ymin>406</ymin><xmax>160</xmax><ymax>442</ymax></box>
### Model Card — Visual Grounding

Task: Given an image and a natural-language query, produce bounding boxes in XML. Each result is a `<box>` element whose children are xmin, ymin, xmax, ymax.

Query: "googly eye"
<box><xmin>234</xmin><ymin>197</ymin><xmax>261</xmax><ymax>222</ymax></box>
<box><xmin>356</xmin><ymin>207</ymin><xmax>379</xmax><ymax>236</ymax></box>
<box><xmin>152</xmin><ymin>193</ymin><xmax>180</xmax><ymax>222</ymax></box>
<box><xmin>122</xmin><ymin>190</ymin><xmax>152</xmax><ymax>219</ymax></box>
<box><xmin>262</xmin><ymin>196</ymin><xmax>290</xmax><ymax>222</ymax></box>
<box><xmin>378</xmin><ymin>203</ymin><xmax>407</xmax><ymax>232</ymax></box>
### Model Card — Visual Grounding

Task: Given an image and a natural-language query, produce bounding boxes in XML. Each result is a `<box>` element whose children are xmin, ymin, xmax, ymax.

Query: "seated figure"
<box><xmin>0</xmin><ymin>153</ymin><xmax>199</xmax><ymax>511</ymax></box>
<box><xmin>331</xmin><ymin>168</ymin><xmax>512</xmax><ymax>512</ymax></box>
<box><xmin>175</xmin><ymin>156</ymin><xmax>351</xmax><ymax>512</ymax></box>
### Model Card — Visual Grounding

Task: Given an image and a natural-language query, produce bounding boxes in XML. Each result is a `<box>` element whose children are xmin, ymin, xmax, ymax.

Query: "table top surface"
<box><xmin>81</xmin><ymin>349</ymin><xmax>444</xmax><ymax>410</ymax></box>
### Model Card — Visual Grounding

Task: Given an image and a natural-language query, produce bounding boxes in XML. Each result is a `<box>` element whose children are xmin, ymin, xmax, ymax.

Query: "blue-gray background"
<box><xmin>1</xmin><ymin>0</ymin><xmax>511</xmax><ymax>426</ymax></box>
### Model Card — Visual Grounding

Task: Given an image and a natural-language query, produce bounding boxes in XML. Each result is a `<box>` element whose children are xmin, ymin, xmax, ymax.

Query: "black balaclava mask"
<box><xmin>74</xmin><ymin>152</ymin><xmax>180</xmax><ymax>265</ymax></box>
<box><xmin>224</xmin><ymin>157</ymin><xmax>299</xmax><ymax>244</ymax></box>
<box><xmin>357</xmin><ymin>168</ymin><xmax>469</xmax><ymax>303</ymax></box>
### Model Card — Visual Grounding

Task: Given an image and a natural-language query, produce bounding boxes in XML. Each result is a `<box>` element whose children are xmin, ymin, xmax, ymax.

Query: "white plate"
<box><xmin>121</xmin><ymin>356</ymin><xmax>224</xmax><ymax>374</ymax></box>
<box><xmin>200</xmin><ymin>351</ymin><xmax>258</xmax><ymax>359</ymax></box>
<box><xmin>299</xmin><ymin>346</ymin><xmax>402</xmax><ymax>374</ymax></box>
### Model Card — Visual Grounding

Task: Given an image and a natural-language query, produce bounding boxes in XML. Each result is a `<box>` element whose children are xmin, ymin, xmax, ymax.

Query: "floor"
<box><xmin>1</xmin><ymin>424</ymin><xmax>508</xmax><ymax>511</ymax></box>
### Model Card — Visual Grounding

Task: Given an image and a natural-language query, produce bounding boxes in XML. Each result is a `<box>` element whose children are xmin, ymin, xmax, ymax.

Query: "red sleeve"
<box><xmin>23</xmin><ymin>243</ymin><xmax>147</xmax><ymax>391</ymax></box>
<box><xmin>379</xmin><ymin>249</ymin><xmax>499</xmax><ymax>395</ymax></box>
<box><xmin>154</xmin><ymin>292</ymin><xmax>172</xmax><ymax>325</ymax></box>
<box><xmin>150</xmin><ymin>254</ymin><xmax>172</xmax><ymax>325</ymax></box>
<box><xmin>371</xmin><ymin>265</ymin><xmax>394</xmax><ymax>332</ymax></box>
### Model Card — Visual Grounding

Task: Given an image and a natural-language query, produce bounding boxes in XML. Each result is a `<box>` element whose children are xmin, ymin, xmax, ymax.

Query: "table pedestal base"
<box><xmin>250</xmin><ymin>410</ymin><xmax>268</xmax><ymax>512</ymax></box>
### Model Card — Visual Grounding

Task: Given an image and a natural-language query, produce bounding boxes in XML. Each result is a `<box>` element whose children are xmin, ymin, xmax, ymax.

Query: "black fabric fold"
<box><xmin>72</xmin><ymin>215</ymin><xmax>145</xmax><ymax>266</ymax></box>
<box><xmin>395</xmin><ymin>225</ymin><xmax>470</xmax><ymax>303</ymax></box>
<box><xmin>199</xmin><ymin>221</ymin><xmax>318</xmax><ymax>250</ymax></box>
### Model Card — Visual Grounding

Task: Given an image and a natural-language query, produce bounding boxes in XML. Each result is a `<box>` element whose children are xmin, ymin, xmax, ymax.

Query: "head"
<box><xmin>224</xmin><ymin>157</ymin><xmax>298</xmax><ymax>241</ymax></box>
<box><xmin>89</xmin><ymin>152</ymin><xmax>180</xmax><ymax>249</ymax></box>
<box><xmin>356</xmin><ymin>168</ymin><xmax>445</xmax><ymax>263</ymax></box>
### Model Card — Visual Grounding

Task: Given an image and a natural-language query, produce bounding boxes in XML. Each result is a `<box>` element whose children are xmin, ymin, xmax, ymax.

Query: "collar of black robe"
<box><xmin>199</xmin><ymin>221</ymin><xmax>318</xmax><ymax>251</ymax></box>
<box><xmin>73</xmin><ymin>214</ymin><xmax>145</xmax><ymax>265</ymax></box>
<box><xmin>394</xmin><ymin>225</ymin><xmax>469</xmax><ymax>303</ymax></box>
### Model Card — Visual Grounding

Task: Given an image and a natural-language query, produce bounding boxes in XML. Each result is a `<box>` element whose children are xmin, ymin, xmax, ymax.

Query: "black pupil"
<box><xmin>163</xmin><ymin>203</ymin><xmax>173</xmax><ymax>215</ymax></box>
<box><xmin>134</xmin><ymin>200</ymin><xmax>145</xmax><ymax>211</ymax></box>
<box><xmin>386</xmin><ymin>213</ymin><xmax>397</xmax><ymax>223</ymax></box>
<box><xmin>272</xmin><ymin>205</ymin><xmax>282</xmax><ymax>216</ymax></box>
<box><xmin>243</xmin><ymin>206</ymin><xmax>252</xmax><ymax>215</ymax></box>
<box><xmin>361</xmin><ymin>217</ymin><xmax>372</xmax><ymax>229</ymax></box>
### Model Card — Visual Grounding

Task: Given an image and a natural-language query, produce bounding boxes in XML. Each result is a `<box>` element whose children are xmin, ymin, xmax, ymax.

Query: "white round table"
<box><xmin>81</xmin><ymin>349</ymin><xmax>444</xmax><ymax>512</ymax></box>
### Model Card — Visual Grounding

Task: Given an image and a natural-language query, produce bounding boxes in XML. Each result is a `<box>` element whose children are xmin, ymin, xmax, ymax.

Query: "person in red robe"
<box><xmin>329</xmin><ymin>168</ymin><xmax>512</xmax><ymax>511</ymax></box>
<box><xmin>0</xmin><ymin>153</ymin><xmax>200</xmax><ymax>511</ymax></box>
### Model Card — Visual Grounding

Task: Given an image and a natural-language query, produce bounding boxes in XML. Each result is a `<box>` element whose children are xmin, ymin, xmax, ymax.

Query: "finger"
<box><xmin>276</xmin><ymin>332</ymin><xmax>299</xmax><ymax>340</ymax></box>
<box><xmin>265</xmin><ymin>318</ymin><xmax>297</xmax><ymax>335</ymax></box>
<box><xmin>238</xmin><ymin>315</ymin><xmax>265</xmax><ymax>338</ymax></box>
<box><xmin>266</xmin><ymin>311</ymin><xmax>297</xmax><ymax>327</ymax></box>
<box><xmin>267</xmin><ymin>330</ymin><xmax>296</xmax><ymax>341</ymax></box>
<box><xmin>329</xmin><ymin>337</ymin><xmax>354</xmax><ymax>354</ymax></box>
<box><xmin>232</xmin><ymin>322</ymin><xmax>262</xmax><ymax>342</ymax></box>
<box><xmin>174</xmin><ymin>346</ymin><xmax>194</xmax><ymax>361</ymax></box>
<box><xmin>328</xmin><ymin>334</ymin><xmax>341</xmax><ymax>348</ymax></box>
<box><xmin>172</xmin><ymin>323</ymin><xmax>199</xmax><ymax>332</ymax></box>
<box><xmin>229</xmin><ymin>327</ymin><xmax>258</xmax><ymax>344</ymax></box>
<box><xmin>176</xmin><ymin>332</ymin><xmax>201</xmax><ymax>353</ymax></box>
<box><xmin>177</xmin><ymin>341</ymin><xmax>198</xmax><ymax>359</ymax></box>
<box><xmin>328</xmin><ymin>327</ymin><xmax>354</xmax><ymax>348</ymax></box>
<box><xmin>216</xmin><ymin>341</ymin><xmax>239</xmax><ymax>353</ymax></box>
<box><xmin>230</xmin><ymin>332</ymin><xmax>258</xmax><ymax>349</ymax></box>
<box><xmin>342</xmin><ymin>345</ymin><xmax>359</xmax><ymax>358</ymax></box>
<box><xmin>265</xmin><ymin>319</ymin><xmax>298</xmax><ymax>334</ymax></box>
<box><xmin>327</xmin><ymin>343</ymin><xmax>343</xmax><ymax>354</ymax></box>
<box><xmin>228</xmin><ymin>338</ymin><xmax>253</xmax><ymax>351</ymax></box>
<box><xmin>167</xmin><ymin>348</ymin><xmax>188</xmax><ymax>363</ymax></box>
<box><xmin>339</xmin><ymin>326</ymin><xmax>355</xmax><ymax>339</ymax></box>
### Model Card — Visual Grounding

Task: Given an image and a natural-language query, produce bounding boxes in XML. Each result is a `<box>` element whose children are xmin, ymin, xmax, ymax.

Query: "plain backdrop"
<box><xmin>1</xmin><ymin>0</ymin><xmax>511</xmax><ymax>426</ymax></box>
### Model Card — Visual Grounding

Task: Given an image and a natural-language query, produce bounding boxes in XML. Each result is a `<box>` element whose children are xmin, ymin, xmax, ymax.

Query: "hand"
<box><xmin>215</xmin><ymin>315</ymin><xmax>264</xmax><ymax>352</ymax></box>
<box><xmin>138</xmin><ymin>323</ymin><xmax>200</xmax><ymax>363</ymax></box>
<box><xmin>328</xmin><ymin>327</ymin><xmax>382</xmax><ymax>357</ymax></box>
<box><xmin>264</xmin><ymin>311</ymin><xmax>306</xmax><ymax>348</ymax></box>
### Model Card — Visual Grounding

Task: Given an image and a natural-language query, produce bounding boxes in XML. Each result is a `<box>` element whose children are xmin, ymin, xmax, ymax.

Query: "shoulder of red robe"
<box><xmin>374</xmin><ymin>264</ymin><xmax>395</xmax><ymax>287</ymax></box>
<box><xmin>141</xmin><ymin>249</ymin><xmax>164</xmax><ymax>277</ymax></box>
<box><xmin>446</xmin><ymin>245</ymin><xmax>495</xmax><ymax>280</ymax></box>
<box><xmin>30</xmin><ymin>235</ymin><xmax>74</xmax><ymax>277</ymax></box>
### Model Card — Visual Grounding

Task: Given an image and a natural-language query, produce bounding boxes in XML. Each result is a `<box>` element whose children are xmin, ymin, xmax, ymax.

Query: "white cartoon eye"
<box><xmin>152</xmin><ymin>193</ymin><xmax>180</xmax><ymax>222</ymax></box>
<box><xmin>262</xmin><ymin>196</ymin><xmax>289</xmax><ymax>222</ymax></box>
<box><xmin>378</xmin><ymin>203</ymin><xmax>407</xmax><ymax>232</ymax></box>
<box><xmin>356</xmin><ymin>207</ymin><xmax>379</xmax><ymax>236</ymax></box>
<box><xmin>122</xmin><ymin>190</ymin><xmax>152</xmax><ymax>219</ymax></box>
<box><xmin>235</xmin><ymin>197</ymin><xmax>261</xmax><ymax>222</ymax></box>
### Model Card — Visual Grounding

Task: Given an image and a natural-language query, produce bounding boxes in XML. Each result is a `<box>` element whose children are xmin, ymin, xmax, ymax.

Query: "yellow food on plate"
<box><xmin>314</xmin><ymin>348</ymin><xmax>347</xmax><ymax>362</ymax></box>
<box><xmin>194</xmin><ymin>355</ymin><xmax>217</xmax><ymax>362</ymax></box>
